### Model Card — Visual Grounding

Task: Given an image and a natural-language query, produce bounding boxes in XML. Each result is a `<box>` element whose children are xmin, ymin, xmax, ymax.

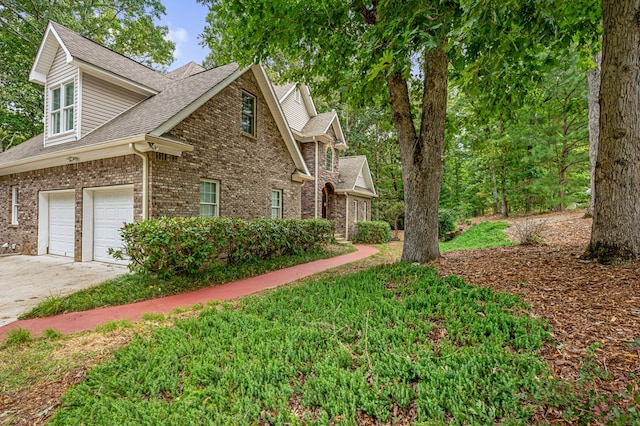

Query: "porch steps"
<box><xmin>334</xmin><ymin>233</ymin><xmax>351</xmax><ymax>244</ymax></box>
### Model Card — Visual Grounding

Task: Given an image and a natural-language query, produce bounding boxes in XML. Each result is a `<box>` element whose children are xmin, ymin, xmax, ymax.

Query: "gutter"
<box><xmin>129</xmin><ymin>143</ymin><xmax>149</xmax><ymax>220</ymax></box>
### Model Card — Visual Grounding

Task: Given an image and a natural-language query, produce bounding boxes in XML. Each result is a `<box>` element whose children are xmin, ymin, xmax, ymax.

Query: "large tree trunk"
<box><xmin>585</xmin><ymin>51</ymin><xmax>601</xmax><ymax>218</ymax></box>
<box><xmin>387</xmin><ymin>46</ymin><xmax>447</xmax><ymax>263</ymax></box>
<box><xmin>584</xmin><ymin>0</ymin><xmax>640</xmax><ymax>263</ymax></box>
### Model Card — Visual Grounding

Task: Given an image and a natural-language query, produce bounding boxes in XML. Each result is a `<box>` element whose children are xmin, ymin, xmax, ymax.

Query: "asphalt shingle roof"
<box><xmin>51</xmin><ymin>22</ymin><xmax>170</xmax><ymax>91</ymax></box>
<box><xmin>0</xmin><ymin>63</ymin><xmax>240</xmax><ymax>166</ymax></box>
<box><xmin>300</xmin><ymin>112</ymin><xmax>335</xmax><ymax>136</ymax></box>
<box><xmin>273</xmin><ymin>83</ymin><xmax>295</xmax><ymax>101</ymax></box>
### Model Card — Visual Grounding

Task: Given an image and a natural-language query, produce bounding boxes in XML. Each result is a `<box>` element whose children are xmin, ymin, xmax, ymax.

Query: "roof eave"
<box><xmin>0</xmin><ymin>134</ymin><xmax>193</xmax><ymax>176</ymax></box>
<box><xmin>29</xmin><ymin>23</ymin><xmax>73</xmax><ymax>85</ymax></box>
<box><xmin>335</xmin><ymin>188</ymin><xmax>378</xmax><ymax>198</ymax></box>
<box><xmin>73</xmin><ymin>59</ymin><xmax>159</xmax><ymax>96</ymax></box>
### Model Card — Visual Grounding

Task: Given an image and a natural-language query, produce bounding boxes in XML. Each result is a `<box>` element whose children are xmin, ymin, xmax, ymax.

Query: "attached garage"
<box><xmin>83</xmin><ymin>186</ymin><xmax>134</xmax><ymax>264</ymax></box>
<box><xmin>47</xmin><ymin>192</ymin><xmax>75</xmax><ymax>257</ymax></box>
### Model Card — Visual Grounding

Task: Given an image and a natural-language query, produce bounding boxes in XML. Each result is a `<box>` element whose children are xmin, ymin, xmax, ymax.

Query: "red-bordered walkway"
<box><xmin>0</xmin><ymin>245</ymin><xmax>378</xmax><ymax>339</ymax></box>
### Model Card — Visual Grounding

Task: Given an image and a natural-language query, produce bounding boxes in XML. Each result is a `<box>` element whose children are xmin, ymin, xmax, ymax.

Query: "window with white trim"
<box><xmin>353</xmin><ymin>200</ymin><xmax>358</xmax><ymax>222</ymax></box>
<box><xmin>326</xmin><ymin>147</ymin><xmax>333</xmax><ymax>171</ymax></box>
<box><xmin>11</xmin><ymin>186</ymin><xmax>18</xmax><ymax>225</ymax></box>
<box><xmin>200</xmin><ymin>180</ymin><xmax>219</xmax><ymax>217</ymax></box>
<box><xmin>271</xmin><ymin>189</ymin><xmax>282</xmax><ymax>219</ymax></box>
<box><xmin>362</xmin><ymin>201</ymin><xmax>367</xmax><ymax>221</ymax></box>
<box><xmin>50</xmin><ymin>81</ymin><xmax>74</xmax><ymax>135</ymax></box>
<box><xmin>241</xmin><ymin>92</ymin><xmax>256</xmax><ymax>136</ymax></box>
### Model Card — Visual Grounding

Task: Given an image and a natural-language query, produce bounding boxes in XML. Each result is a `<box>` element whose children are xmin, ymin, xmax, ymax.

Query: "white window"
<box><xmin>11</xmin><ymin>186</ymin><xmax>18</xmax><ymax>225</ymax></box>
<box><xmin>362</xmin><ymin>201</ymin><xmax>367</xmax><ymax>221</ymax></box>
<box><xmin>200</xmin><ymin>180</ymin><xmax>219</xmax><ymax>217</ymax></box>
<box><xmin>271</xmin><ymin>189</ymin><xmax>282</xmax><ymax>219</ymax></box>
<box><xmin>326</xmin><ymin>147</ymin><xmax>333</xmax><ymax>171</ymax></box>
<box><xmin>50</xmin><ymin>81</ymin><xmax>74</xmax><ymax>135</ymax></box>
<box><xmin>353</xmin><ymin>200</ymin><xmax>358</xmax><ymax>222</ymax></box>
<box><xmin>241</xmin><ymin>92</ymin><xmax>256</xmax><ymax>136</ymax></box>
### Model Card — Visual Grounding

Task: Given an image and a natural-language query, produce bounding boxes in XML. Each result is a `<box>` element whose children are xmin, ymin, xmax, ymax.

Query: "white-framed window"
<box><xmin>241</xmin><ymin>92</ymin><xmax>256</xmax><ymax>136</ymax></box>
<box><xmin>11</xmin><ymin>186</ymin><xmax>18</xmax><ymax>225</ymax></box>
<box><xmin>271</xmin><ymin>189</ymin><xmax>282</xmax><ymax>219</ymax></box>
<box><xmin>200</xmin><ymin>180</ymin><xmax>219</xmax><ymax>217</ymax></box>
<box><xmin>362</xmin><ymin>201</ymin><xmax>367</xmax><ymax>221</ymax></box>
<box><xmin>50</xmin><ymin>80</ymin><xmax>74</xmax><ymax>135</ymax></box>
<box><xmin>294</xmin><ymin>89</ymin><xmax>301</xmax><ymax>103</ymax></box>
<box><xmin>353</xmin><ymin>200</ymin><xmax>358</xmax><ymax>222</ymax></box>
<box><xmin>326</xmin><ymin>147</ymin><xmax>333</xmax><ymax>171</ymax></box>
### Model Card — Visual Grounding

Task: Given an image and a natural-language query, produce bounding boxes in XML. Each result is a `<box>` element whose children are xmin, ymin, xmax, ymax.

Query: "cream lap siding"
<box><xmin>280</xmin><ymin>91</ymin><xmax>310</xmax><ymax>132</ymax></box>
<box><xmin>44</xmin><ymin>47</ymin><xmax>78</xmax><ymax>146</ymax></box>
<box><xmin>356</xmin><ymin>171</ymin><xmax>366</xmax><ymax>188</ymax></box>
<box><xmin>81</xmin><ymin>73</ymin><xmax>147</xmax><ymax>137</ymax></box>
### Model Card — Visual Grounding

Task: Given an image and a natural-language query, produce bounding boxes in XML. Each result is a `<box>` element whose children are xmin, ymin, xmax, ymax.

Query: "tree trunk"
<box><xmin>585</xmin><ymin>51</ymin><xmax>601</xmax><ymax>218</ymax></box>
<box><xmin>584</xmin><ymin>0</ymin><xmax>640</xmax><ymax>263</ymax></box>
<box><xmin>500</xmin><ymin>161</ymin><xmax>509</xmax><ymax>218</ymax></box>
<box><xmin>490</xmin><ymin>164</ymin><xmax>500</xmax><ymax>215</ymax></box>
<box><xmin>387</xmin><ymin>46</ymin><xmax>447</xmax><ymax>263</ymax></box>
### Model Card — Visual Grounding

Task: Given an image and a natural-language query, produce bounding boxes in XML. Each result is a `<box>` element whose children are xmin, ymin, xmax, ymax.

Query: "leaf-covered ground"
<box><xmin>433</xmin><ymin>210</ymin><xmax>640</xmax><ymax>421</ymax></box>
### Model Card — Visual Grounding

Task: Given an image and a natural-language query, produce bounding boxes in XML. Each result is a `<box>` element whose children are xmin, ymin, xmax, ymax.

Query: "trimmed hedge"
<box><xmin>110</xmin><ymin>217</ymin><xmax>335</xmax><ymax>278</ymax></box>
<box><xmin>351</xmin><ymin>221</ymin><xmax>392</xmax><ymax>244</ymax></box>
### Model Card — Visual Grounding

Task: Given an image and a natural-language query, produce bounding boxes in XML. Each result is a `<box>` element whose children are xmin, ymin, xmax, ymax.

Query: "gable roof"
<box><xmin>167</xmin><ymin>62</ymin><xmax>207</xmax><ymax>80</ymax></box>
<box><xmin>336</xmin><ymin>156</ymin><xmax>377</xmax><ymax>198</ymax></box>
<box><xmin>30</xmin><ymin>22</ymin><xmax>169</xmax><ymax>93</ymax></box>
<box><xmin>2</xmin><ymin>22</ymin><xmax>312</xmax><ymax>180</ymax></box>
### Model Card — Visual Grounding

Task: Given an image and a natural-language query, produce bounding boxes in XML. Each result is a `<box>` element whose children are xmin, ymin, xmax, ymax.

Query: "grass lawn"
<box><xmin>48</xmin><ymin>262</ymin><xmax>561</xmax><ymax>425</ymax></box>
<box><xmin>440</xmin><ymin>221</ymin><xmax>512</xmax><ymax>253</ymax></box>
<box><xmin>20</xmin><ymin>244</ymin><xmax>355</xmax><ymax>320</ymax></box>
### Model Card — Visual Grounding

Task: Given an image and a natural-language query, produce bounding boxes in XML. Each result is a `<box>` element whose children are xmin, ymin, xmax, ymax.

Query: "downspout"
<box><xmin>314</xmin><ymin>137</ymin><xmax>319</xmax><ymax>218</ymax></box>
<box><xmin>345</xmin><ymin>194</ymin><xmax>350</xmax><ymax>240</ymax></box>
<box><xmin>129</xmin><ymin>143</ymin><xmax>148</xmax><ymax>220</ymax></box>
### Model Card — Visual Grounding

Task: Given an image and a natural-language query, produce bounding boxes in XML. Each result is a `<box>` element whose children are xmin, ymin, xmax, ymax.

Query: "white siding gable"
<box><xmin>81</xmin><ymin>73</ymin><xmax>146</xmax><ymax>137</ymax></box>
<box><xmin>44</xmin><ymin>47</ymin><xmax>78</xmax><ymax>146</ymax></box>
<box><xmin>356</xmin><ymin>170</ymin><xmax>366</xmax><ymax>188</ymax></box>
<box><xmin>280</xmin><ymin>89</ymin><xmax>310</xmax><ymax>132</ymax></box>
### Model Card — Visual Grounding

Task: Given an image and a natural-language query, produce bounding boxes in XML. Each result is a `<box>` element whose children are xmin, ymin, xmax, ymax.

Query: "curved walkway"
<box><xmin>0</xmin><ymin>245</ymin><xmax>378</xmax><ymax>339</ymax></box>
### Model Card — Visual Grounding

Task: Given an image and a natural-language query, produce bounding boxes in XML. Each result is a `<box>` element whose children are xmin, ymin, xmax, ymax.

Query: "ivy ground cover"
<box><xmin>51</xmin><ymin>263</ymin><xmax>555</xmax><ymax>425</ymax></box>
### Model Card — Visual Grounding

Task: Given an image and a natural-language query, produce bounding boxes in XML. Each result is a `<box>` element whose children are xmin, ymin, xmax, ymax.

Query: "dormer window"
<box><xmin>50</xmin><ymin>81</ymin><xmax>74</xmax><ymax>135</ymax></box>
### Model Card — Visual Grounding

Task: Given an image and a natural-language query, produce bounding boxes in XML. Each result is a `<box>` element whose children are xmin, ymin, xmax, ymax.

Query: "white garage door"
<box><xmin>49</xmin><ymin>192</ymin><xmax>75</xmax><ymax>257</ymax></box>
<box><xmin>93</xmin><ymin>189</ymin><xmax>133</xmax><ymax>263</ymax></box>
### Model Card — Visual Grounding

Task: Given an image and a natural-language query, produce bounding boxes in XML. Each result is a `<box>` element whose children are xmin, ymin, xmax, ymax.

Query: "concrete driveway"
<box><xmin>0</xmin><ymin>255</ymin><xmax>127</xmax><ymax>327</ymax></box>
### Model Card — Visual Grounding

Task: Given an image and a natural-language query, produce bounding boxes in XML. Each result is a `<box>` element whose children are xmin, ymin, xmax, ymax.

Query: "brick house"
<box><xmin>0</xmin><ymin>22</ymin><xmax>376</xmax><ymax>263</ymax></box>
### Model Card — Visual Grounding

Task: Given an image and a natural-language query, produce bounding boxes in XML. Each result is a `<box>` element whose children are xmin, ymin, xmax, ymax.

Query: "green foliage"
<box><xmin>0</xmin><ymin>0</ymin><xmax>175</xmax><ymax>141</ymax></box>
<box><xmin>20</xmin><ymin>245</ymin><xmax>354</xmax><ymax>319</ymax></box>
<box><xmin>2</xmin><ymin>328</ymin><xmax>32</xmax><ymax>346</ymax></box>
<box><xmin>438</xmin><ymin>209</ymin><xmax>457</xmax><ymax>241</ymax></box>
<box><xmin>51</xmin><ymin>263</ymin><xmax>560</xmax><ymax>425</ymax></box>
<box><xmin>95</xmin><ymin>320</ymin><xmax>133</xmax><ymax>333</ymax></box>
<box><xmin>352</xmin><ymin>221</ymin><xmax>392</xmax><ymax>244</ymax></box>
<box><xmin>110</xmin><ymin>217</ymin><xmax>335</xmax><ymax>278</ymax></box>
<box><xmin>440</xmin><ymin>222</ymin><xmax>512</xmax><ymax>253</ymax></box>
<box><xmin>43</xmin><ymin>329</ymin><xmax>63</xmax><ymax>340</ymax></box>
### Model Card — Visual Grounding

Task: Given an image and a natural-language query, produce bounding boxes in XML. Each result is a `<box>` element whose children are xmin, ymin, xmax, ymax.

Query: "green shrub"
<box><xmin>111</xmin><ymin>217</ymin><xmax>335</xmax><ymax>278</ymax></box>
<box><xmin>352</xmin><ymin>221</ymin><xmax>392</xmax><ymax>244</ymax></box>
<box><xmin>438</xmin><ymin>209</ymin><xmax>457</xmax><ymax>241</ymax></box>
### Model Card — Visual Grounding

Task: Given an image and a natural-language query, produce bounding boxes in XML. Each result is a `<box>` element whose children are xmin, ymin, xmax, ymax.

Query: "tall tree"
<box><xmin>0</xmin><ymin>0</ymin><xmax>175</xmax><ymax>141</ymax></box>
<box><xmin>584</xmin><ymin>0</ymin><xmax>640</xmax><ymax>263</ymax></box>
<box><xmin>199</xmin><ymin>0</ymin><xmax>561</xmax><ymax>263</ymax></box>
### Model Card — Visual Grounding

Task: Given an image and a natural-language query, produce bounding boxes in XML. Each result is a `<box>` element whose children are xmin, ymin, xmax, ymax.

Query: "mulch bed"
<box><xmin>433</xmin><ymin>211</ymin><xmax>640</xmax><ymax>407</ymax></box>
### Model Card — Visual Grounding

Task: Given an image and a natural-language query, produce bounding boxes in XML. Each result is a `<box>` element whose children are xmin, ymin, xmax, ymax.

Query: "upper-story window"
<box><xmin>241</xmin><ymin>92</ymin><xmax>256</xmax><ymax>136</ymax></box>
<box><xmin>326</xmin><ymin>147</ymin><xmax>333</xmax><ymax>171</ymax></box>
<box><xmin>50</xmin><ymin>81</ymin><xmax>74</xmax><ymax>135</ymax></box>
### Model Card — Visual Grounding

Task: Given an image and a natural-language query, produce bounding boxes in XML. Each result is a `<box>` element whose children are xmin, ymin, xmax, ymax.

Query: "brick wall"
<box><xmin>0</xmin><ymin>155</ymin><xmax>141</xmax><ymax>259</ymax></box>
<box><xmin>299</xmin><ymin>130</ymin><xmax>340</xmax><ymax>220</ymax></box>
<box><xmin>157</xmin><ymin>71</ymin><xmax>302</xmax><ymax>220</ymax></box>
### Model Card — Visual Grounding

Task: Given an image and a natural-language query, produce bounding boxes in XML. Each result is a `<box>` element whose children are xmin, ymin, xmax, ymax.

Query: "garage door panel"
<box><xmin>93</xmin><ymin>189</ymin><xmax>133</xmax><ymax>264</ymax></box>
<box><xmin>49</xmin><ymin>193</ymin><xmax>75</xmax><ymax>257</ymax></box>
